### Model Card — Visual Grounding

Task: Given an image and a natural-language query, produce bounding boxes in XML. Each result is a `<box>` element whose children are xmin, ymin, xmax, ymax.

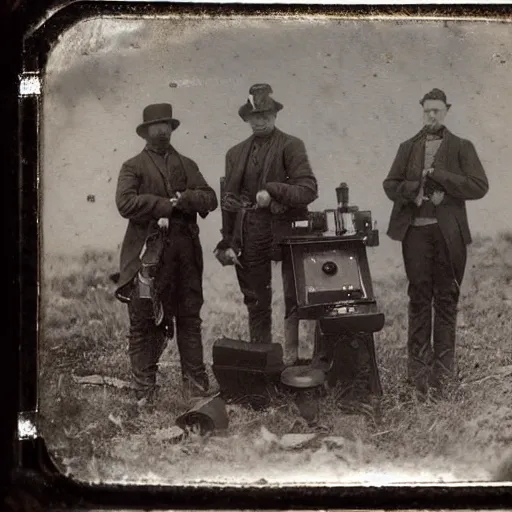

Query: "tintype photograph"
<box><xmin>37</xmin><ymin>11</ymin><xmax>512</xmax><ymax>488</ymax></box>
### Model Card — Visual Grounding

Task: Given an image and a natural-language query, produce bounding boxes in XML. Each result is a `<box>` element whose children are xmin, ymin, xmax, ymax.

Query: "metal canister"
<box><xmin>137</xmin><ymin>272</ymin><xmax>153</xmax><ymax>299</ymax></box>
<box><xmin>280</xmin><ymin>365</ymin><xmax>326</xmax><ymax>425</ymax></box>
<box><xmin>138</xmin><ymin>261</ymin><xmax>157</xmax><ymax>298</ymax></box>
<box><xmin>341</xmin><ymin>212</ymin><xmax>356</xmax><ymax>236</ymax></box>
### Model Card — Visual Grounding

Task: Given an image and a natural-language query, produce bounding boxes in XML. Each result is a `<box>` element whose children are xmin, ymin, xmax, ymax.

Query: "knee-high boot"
<box><xmin>283</xmin><ymin>312</ymin><xmax>299</xmax><ymax>366</ymax></box>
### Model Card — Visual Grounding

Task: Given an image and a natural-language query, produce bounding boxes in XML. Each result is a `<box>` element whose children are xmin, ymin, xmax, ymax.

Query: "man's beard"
<box><xmin>252</xmin><ymin>125</ymin><xmax>273</xmax><ymax>136</ymax></box>
<box><xmin>425</xmin><ymin>122</ymin><xmax>443</xmax><ymax>133</ymax></box>
<box><xmin>149</xmin><ymin>134</ymin><xmax>171</xmax><ymax>149</ymax></box>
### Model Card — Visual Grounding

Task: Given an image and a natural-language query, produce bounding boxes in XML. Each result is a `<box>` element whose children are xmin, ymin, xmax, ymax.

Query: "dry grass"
<box><xmin>38</xmin><ymin>233</ymin><xmax>512</xmax><ymax>485</ymax></box>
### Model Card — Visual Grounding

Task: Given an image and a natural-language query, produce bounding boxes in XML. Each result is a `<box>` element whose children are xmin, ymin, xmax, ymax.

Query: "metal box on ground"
<box><xmin>211</xmin><ymin>337</ymin><xmax>284</xmax><ymax>409</ymax></box>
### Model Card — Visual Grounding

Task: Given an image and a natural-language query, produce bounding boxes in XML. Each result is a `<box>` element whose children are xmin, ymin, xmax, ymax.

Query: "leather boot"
<box><xmin>283</xmin><ymin>312</ymin><xmax>299</xmax><ymax>366</ymax></box>
<box><xmin>182</xmin><ymin>373</ymin><xmax>210</xmax><ymax>403</ymax></box>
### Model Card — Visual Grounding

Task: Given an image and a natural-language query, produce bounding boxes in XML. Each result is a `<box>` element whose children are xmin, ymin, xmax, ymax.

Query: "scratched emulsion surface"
<box><xmin>37</xmin><ymin>17</ymin><xmax>512</xmax><ymax>487</ymax></box>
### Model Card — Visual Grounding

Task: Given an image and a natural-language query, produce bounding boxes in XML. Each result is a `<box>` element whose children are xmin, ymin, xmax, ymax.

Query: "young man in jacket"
<box><xmin>115</xmin><ymin>103</ymin><xmax>218</xmax><ymax>404</ymax></box>
<box><xmin>214</xmin><ymin>84</ymin><xmax>318</xmax><ymax>365</ymax></box>
<box><xmin>383</xmin><ymin>88</ymin><xmax>489</xmax><ymax>399</ymax></box>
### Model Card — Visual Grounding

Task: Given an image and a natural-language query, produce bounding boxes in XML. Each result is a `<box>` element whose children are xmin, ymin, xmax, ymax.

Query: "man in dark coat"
<box><xmin>383</xmin><ymin>88</ymin><xmax>489</xmax><ymax>398</ymax></box>
<box><xmin>115</xmin><ymin>103</ymin><xmax>218</xmax><ymax>404</ymax></box>
<box><xmin>214</xmin><ymin>84</ymin><xmax>318</xmax><ymax>364</ymax></box>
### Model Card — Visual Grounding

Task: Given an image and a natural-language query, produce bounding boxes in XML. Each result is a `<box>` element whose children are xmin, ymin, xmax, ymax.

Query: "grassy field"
<box><xmin>38</xmin><ymin>232</ymin><xmax>512</xmax><ymax>486</ymax></box>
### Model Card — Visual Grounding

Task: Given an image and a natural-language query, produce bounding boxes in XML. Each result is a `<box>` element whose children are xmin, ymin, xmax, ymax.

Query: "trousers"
<box><xmin>235</xmin><ymin>210</ymin><xmax>295</xmax><ymax>344</ymax></box>
<box><xmin>402</xmin><ymin>223</ymin><xmax>466</xmax><ymax>392</ymax></box>
<box><xmin>127</xmin><ymin>223</ymin><xmax>208</xmax><ymax>393</ymax></box>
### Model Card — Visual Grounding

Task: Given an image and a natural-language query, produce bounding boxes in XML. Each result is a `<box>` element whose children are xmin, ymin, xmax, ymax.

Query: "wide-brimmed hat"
<box><xmin>136</xmin><ymin>103</ymin><xmax>180</xmax><ymax>138</ymax></box>
<box><xmin>420</xmin><ymin>88</ymin><xmax>452</xmax><ymax>109</ymax></box>
<box><xmin>238</xmin><ymin>83</ymin><xmax>283</xmax><ymax>121</ymax></box>
<box><xmin>176</xmin><ymin>395</ymin><xmax>229</xmax><ymax>435</ymax></box>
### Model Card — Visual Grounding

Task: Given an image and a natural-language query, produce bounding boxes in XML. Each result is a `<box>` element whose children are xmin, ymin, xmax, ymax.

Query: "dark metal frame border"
<box><xmin>6</xmin><ymin>0</ymin><xmax>512</xmax><ymax>509</ymax></box>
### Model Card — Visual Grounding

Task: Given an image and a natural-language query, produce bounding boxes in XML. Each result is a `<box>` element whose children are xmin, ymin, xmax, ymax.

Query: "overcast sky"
<box><xmin>42</xmin><ymin>16</ymin><xmax>512</xmax><ymax>272</ymax></box>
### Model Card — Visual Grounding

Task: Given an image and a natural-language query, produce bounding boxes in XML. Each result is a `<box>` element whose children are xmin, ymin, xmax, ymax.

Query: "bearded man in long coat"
<box><xmin>115</xmin><ymin>103</ymin><xmax>218</xmax><ymax>404</ymax></box>
<box><xmin>214</xmin><ymin>84</ymin><xmax>318</xmax><ymax>364</ymax></box>
<box><xmin>383</xmin><ymin>88</ymin><xmax>489</xmax><ymax>398</ymax></box>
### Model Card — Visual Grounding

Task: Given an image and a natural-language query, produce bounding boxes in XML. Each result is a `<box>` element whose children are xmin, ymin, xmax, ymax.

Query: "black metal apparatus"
<box><xmin>280</xmin><ymin>183</ymin><xmax>384</xmax><ymax>402</ymax></box>
<box><xmin>211</xmin><ymin>337</ymin><xmax>285</xmax><ymax>409</ymax></box>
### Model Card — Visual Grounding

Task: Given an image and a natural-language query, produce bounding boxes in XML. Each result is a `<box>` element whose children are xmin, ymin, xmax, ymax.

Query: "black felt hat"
<box><xmin>238</xmin><ymin>84</ymin><xmax>283</xmax><ymax>121</ymax></box>
<box><xmin>136</xmin><ymin>103</ymin><xmax>180</xmax><ymax>138</ymax></box>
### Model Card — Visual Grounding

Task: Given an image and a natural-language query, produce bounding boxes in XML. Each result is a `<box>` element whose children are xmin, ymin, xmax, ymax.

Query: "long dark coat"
<box><xmin>383</xmin><ymin>127</ymin><xmax>489</xmax><ymax>280</ymax></box>
<box><xmin>115</xmin><ymin>146</ymin><xmax>218</xmax><ymax>302</ymax></box>
<box><xmin>217</xmin><ymin>127</ymin><xmax>318</xmax><ymax>254</ymax></box>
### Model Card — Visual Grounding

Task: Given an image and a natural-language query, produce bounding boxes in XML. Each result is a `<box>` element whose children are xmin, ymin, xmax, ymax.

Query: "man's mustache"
<box><xmin>150</xmin><ymin>135</ymin><xmax>170</xmax><ymax>142</ymax></box>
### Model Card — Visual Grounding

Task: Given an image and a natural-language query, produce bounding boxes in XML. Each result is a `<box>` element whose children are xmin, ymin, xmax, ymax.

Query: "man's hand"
<box><xmin>225</xmin><ymin>248</ymin><xmax>242</xmax><ymax>267</ymax></box>
<box><xmin>414</xmin><ymin>183</ymin><xmax>425</xmax><ymax>207</ymax></box>
<box><xmin>431</xmin><ymin>190</ymin><xmax>445</xmax><ymax>206</ymax></box>
<box><xmin>422</xmin><ymin>167</ymin><xmax>434</xmax><ymax>178</ymax></box>
<box><xmin>157</xmin><ymin>218</ymin><xmax>169</xmax><ymax>230</ymax></box>
<box><xmin>214</xmin><ymin>247</ymin><xmax>243</xmax><ymax>267</ymax></box>
<box><xmin>269</xmin><ymin>200</ymin><xmax>288</xmax><ymax>215</ymax></box>
<box><xmin>414</xmin><ymin>168</ymin><xmax>435</xmax><ymax>206</ymax></box>
<box><xmin>158</xmin><ymin>192</ymin><xmax>183</xmax><ymax>230</ymax></box>
<box><xmin>170</xmin><ymin>191</ymin><xmax>182</xmax><ymax>207</ymax></box>
<box><xmin>256</xmin><ymin>190</ymin><xmax>271</xmax><ymax>208</ymax></box>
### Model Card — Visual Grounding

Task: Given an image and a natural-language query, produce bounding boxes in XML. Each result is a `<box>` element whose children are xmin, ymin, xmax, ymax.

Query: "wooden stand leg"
<box><xmin>313</xmin><ymin>321</ymin><xmax>383</xmax><ymax>401</ymax></box>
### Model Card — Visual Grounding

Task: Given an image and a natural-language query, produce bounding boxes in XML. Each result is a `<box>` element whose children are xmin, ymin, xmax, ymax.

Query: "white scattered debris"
<box><xmin>279</xmin><ymin>433</ymin><xmax>318</xmax><ymax>450</ymax></box>
<box><xmin>152</xmin><ymin>426</ymin><xmax>185</xmax><ymax>444</ymax></box>
<box><xmin>19</xmin><ymin>73</ymin><xmax>41</xmax><ymax>96</ymax></box>
<box><xmin>71</xmin><ymin>374</ymin><xmax>137</xmax><ymax>390</ymax></box>
<box><xmin>17</xmin><ymin>416</ymin><xmax>37</xmax><ymax>439</ymax></box>
<box><xmin>108</xmin><ymin>414</ymin><xmax>123</xmax><ymax>429</ymax></box>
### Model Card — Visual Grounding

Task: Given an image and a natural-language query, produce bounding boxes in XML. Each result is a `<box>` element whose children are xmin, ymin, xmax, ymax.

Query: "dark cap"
<box><xmin>420</xmin><ymin>88</ymin><xmax>451</xmax><ymax>108</ymax></box>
